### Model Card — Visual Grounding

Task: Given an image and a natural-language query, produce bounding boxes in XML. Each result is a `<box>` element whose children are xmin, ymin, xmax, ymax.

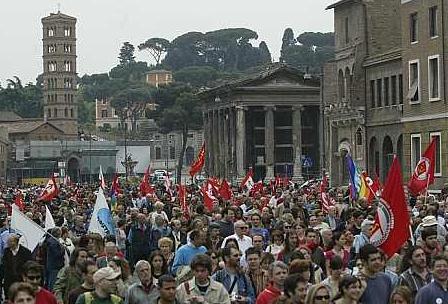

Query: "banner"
<box><xmin>11</xmin><ymin>205</ymin><xmax>46</xmax><ymax>252</ymax></box>
<box><xmin>408</xmin><ymin>138</ymin><xmax>436</xmax><ymax>196</ymax></box>
<box><xmin>370</xmin><ymin>156</ymin><xmax>410</xmax><ymax>258</ymax></box>
<box><xmin>189</xmin><ymin>143</ymin><xmax>205</xmax><ymax>177</ymax></box>
<box><xmin>45</xmin><ymin>205</ymin><xmax>56</xmax><ymax>231</ymax></box>
<box><xmin>88</xmin><ymin>188</ymin><xmax>115</xmax><ymax>237</ymax></box>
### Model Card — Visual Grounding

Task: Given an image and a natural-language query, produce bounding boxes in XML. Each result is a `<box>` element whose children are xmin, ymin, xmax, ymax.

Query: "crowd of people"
<box><xmin>0</xmin><ymin>178</ymin><xmax>447</xmax><ymax>304</ymax></box>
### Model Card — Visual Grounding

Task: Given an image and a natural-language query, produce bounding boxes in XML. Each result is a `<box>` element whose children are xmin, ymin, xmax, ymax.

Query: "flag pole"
<box><xmin>424</xmin><ymin>173</ymin><xmax>431</xmax><ymax>205</ymax></box>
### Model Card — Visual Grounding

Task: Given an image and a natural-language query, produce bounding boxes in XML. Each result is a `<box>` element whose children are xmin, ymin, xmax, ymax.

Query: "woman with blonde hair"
<box><xmin>158</xmin><ymin>237</ymin><xmax>174</xmax><ymax>271</ymax></box>
<box><xmin>389</xmin><ymin>286</ymin><xmax>412</xmax><ymax>304</ymax></box>
<box><xmin>304</xmin><ymin>283</ymin><xmax>332</xmax><ymax>304</ymax></box>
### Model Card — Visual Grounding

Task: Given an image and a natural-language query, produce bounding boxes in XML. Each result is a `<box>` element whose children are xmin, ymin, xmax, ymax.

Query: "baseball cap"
<box><xmin>422</xmin><ymin>215</ymin><xmax>438</xmax><ymax>227</ymax></box>
<box><xmin>93</xmin><ymin>267</ymin><xmax>121</xmax><ymax>284</ymax></box>
<box><xmin>361</xmin><ymin>219</ymin><xmax>375</xmax><ymax>229</ymax></box>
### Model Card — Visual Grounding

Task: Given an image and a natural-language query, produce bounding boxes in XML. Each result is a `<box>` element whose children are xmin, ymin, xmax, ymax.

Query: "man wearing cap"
<box><xmin>75</xmin><ymin>266</ymin><xmax>122</xmax><ymax>304</ymax></box>
<box><xmin>415</xmin><ymin>215</ymin><xmax>447</xmax><ymax>246</ymax></box>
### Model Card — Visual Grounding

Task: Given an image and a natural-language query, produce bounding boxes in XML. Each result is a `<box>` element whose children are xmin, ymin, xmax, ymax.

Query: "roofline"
<box><xmin>326</xmin><ymin>0</ymin><xmax>356</xmax><ymax>10</ymax></box>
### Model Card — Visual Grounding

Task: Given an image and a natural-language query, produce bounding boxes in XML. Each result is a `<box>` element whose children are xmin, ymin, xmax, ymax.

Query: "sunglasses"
<box><xmin>315</xmin><ymin>295</ymin><xmax>330</xmax><ymax>300</ymax></box>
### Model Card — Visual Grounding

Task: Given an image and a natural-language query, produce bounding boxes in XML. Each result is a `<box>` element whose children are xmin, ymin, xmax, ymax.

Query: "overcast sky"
<box><xmin>0</xmin><ymin>0</ymin><xmax>335</xmax><ymax>85</ymax></box>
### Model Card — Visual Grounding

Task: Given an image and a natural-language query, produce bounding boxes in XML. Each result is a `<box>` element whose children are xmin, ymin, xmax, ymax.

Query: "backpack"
<box><xmin>84</xmin><ymin>292</ymin><xmax>122</xmax><ymax>304</ymax></box>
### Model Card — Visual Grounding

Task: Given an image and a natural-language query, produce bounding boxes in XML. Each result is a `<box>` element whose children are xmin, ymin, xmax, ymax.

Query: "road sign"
<box><xmin>302</xmin><ymin>156</ymin><xmax>313</xmax><ymax>168</ymax></box>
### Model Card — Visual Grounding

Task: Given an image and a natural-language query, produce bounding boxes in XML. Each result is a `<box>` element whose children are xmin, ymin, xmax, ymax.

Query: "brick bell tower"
<box><xmin>42</xmin><ymin>11</ymin><xmax>78</xmax><ymax>138</ymax></box>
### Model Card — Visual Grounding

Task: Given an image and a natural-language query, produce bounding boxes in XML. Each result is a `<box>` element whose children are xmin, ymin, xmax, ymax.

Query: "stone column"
<box><xmin>264</xmin><ymin>106</ymin><xmax>275</xmax><ymax>179</ymax></box>
<box><xmin>203</xmin><ymin>112</ymin><xmax>209</xmax><ymax>174</ymax></box>
<box><xmin>236</xmin><ymin>106</ymin><xmax>246</xmax><ymax>179</ymax></box>
<box><xmin>292</xmin><ymin>105</ymin><xmax>304</xmax><ymax>182</ymax></box>
<box><xmin>213</xmin><ymin>110</ymin><xmax>219</xmax><ymax>176</ymax></box>
<box><xmin>218</xmin><ymin>109</ymin><xmax>225</xmax><ymax>177</ymax></box>
<box><xmin>206</xmin><ymin>111</ymin><xmax>213</xmax><ymax>175</ymax></box>
<box><xmin>223</xmin><ymin>108</ymin><xmax>229</xmax><ymax>179</ymax></box>
<box><xmin>229</xmin><ymin>108</ymin><xmax>236</xmax><ymax>181</ymax></box>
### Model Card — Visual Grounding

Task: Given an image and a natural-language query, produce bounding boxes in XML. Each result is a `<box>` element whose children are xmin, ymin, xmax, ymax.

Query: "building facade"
<box><xmin>325</xmin><ymin>0</ymin><xmax>448</xmax><ymax>190</ymax></box>
<box><xmin>42</xmin><ymin>11</ymin><xmax>78</xmax><ymax>138</ymax></box>
<box><xmin>200</xmin><ymin>65</ymin><xmax>321</xmax><ymax>182</ymax></box>
<box><xmin>146</xmin><ymin>70</ymin><xmax>173</xmax><ymax>87</ymax></box>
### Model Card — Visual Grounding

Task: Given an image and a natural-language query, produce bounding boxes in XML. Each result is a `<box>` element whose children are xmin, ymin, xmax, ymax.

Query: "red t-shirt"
<box><xmin>256</xmin><ymin>284</ymin><xmax>282</xmax><ymax>304</ymax></box>
<box><xmin>36</xmin><ymin>288</ymin><xmax>58</xmax><ymax>304</ymax></box>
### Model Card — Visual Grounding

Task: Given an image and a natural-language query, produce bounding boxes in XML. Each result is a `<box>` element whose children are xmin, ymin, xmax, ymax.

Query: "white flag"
<box><xmin>45</xmin><ymin>205</ymin><xmax>56</xmax><ymax>231</ymax></box>
<box><xmin>88</xmin><ymin>188</ymin><xmax>115</xmax><ymax>237</ymax></box>
<box><xmin>99</xmin><ymin>165</ymin><xmax>106</xmax><ymax>189</ymax></box>
<box><xmin>11</xmin><ymin>205</ymin><xmax>46</xmax><ymax>252</ymax></box>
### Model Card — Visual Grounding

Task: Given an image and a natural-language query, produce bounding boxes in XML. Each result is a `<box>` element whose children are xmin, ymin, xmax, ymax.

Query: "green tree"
<box><xmin>118</xmin><ymin>42</ymin><xmax>136</xmax><ymax>65</ymax></box>
<box><xmin>0</xmin><ymin>76</ymin><xmax>42</xmax><ymax>118</ymax></box>
<box><xmin>297</xmin><ymin>32</ymin><xmax>335</xmax><ymax>47</ymax></box>
<box><xmin>110</xmin><ymin>86</ymin><xmax>152</xmax><ymax>138</ymax></box>
<box><xmin>157</xmin><ymin>92</ymin><xmax>202</xmax><ymax>183</ymax></box>
<box><xmin>280</xmin><ymin>28</ymin><xmax>296</xmax><ymax>62</ymax></box>
<box><xmin>259</xmin><ymin>41</ymin><xmax>272</xmax><ymax>63</ymax></box>
<box><xmin>77</xmin><ymin>98</ymin><xmax>95</xmax><ymax>124</ymax></box>
<box><xmin>173</xmin><ymin>66</ymin><xmax>219</xmax><ymax>87</ymax></box>
<box><xmin>138</xmin><ymin>38</ymin><xmax>171</xmax><ymax>65</ymax></box>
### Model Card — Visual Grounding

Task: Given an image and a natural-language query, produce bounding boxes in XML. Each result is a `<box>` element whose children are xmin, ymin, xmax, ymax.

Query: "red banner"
<box><xmin>371</xmin><ymin>156</ymin><xmax>410</xmax><ymax>258</ymax></box>
<box><xmin>408</xmin><ymin>139</ymin><xmax>436</xmax><ymax>196</ymax></box>
<box><xmin>189</xmin><ymin>143</ymin><xmax>205</xmax><ymax>177</ymax></box>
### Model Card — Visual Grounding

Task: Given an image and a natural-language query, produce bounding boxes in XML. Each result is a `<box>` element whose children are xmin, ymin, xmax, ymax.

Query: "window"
<box><xmin>101</xmin><ymin>110</ymin><xmax>108</xmax><ymax>118</ymax></box>
<box><xmin>410</xmin><ymin>13</ymin><xmax>418</xmax><ymax>43</ymax></box>
<box><xmin>344</xmin><ymin>17</ymin><xmax>349</xmax><ymax>44</ymax></box>
<box><xmin>408</xmin><ymin>60</ymin><xmax>420</xmax><ymax>103</ymax></box>
<box><xmin>169</xmin><ymin>146</ymin><xmax>175</xmax><ymax>159</ymax></box>
<box><xmin>48</xmin><ymin>61</ymin><xmax>57</xmax><ymax>72</ymax></box>
<box><xmin>64</xmin><ymin>108</ymin><xmax>68</xmax><ymax>117</ymax></box>
<box><xmin>54</xmin><ymin>108</ymin><xmax>58</xmax><ymax>118</ymax></box>
<box><xmin>370</xmin><ymin>80</ymin><xmax>375</xmax><ymax>108</ymax></box>
<box><xmin>64</xmin><ymin>61</ymin><xmax>72</xmax><ymax>72</ymax></box>
<box><xmin>428</xmin><ymin>55</ymin><xmax>440</xmax><ymax>101</ymax></box>
<box><xmin>64</xmin><ymin>27</ymin><xmax>71</xmax><ymax>37</ymax></box>
<box><xmin>48</xmin><ymin>44</ymin><xmax>56</xmax><ymax>53</ymax></box>
<box><xmin>64</xmin><ymin>44</ymin><xmax>72</xmax><ymax>53</ymax></box>
<box><xmin>384</xmin><ymin>77</ymin><xmax>390</xmax><ymax>106</ymax></box>
<box><xmin>429</xmin><ymin>6</ymin><xmax>438</xmax><ymax>37</ymax></box>
<box><xmin>70</xmin><ymin>109</ymin><xmax>74</xmax><ymax>117</ymax></box>
<box><xmin>376</xmin><ymin>79</ymin><xmax>382</xmax><ymax>107</ymax></box>
<box><xmin>47</xmin><ymin>109</ymin><xmax>51</xmax><ymax>118</ymax></box>
<box><xmin>47</xmin><ymin>27</ymin><xmax>55</xmax><ymax>37</ymax></box>
<box><xmin>399</xmin><ymin>74</ymin><xmax>403</xmax><ymax>104</ymax></box>
<box><xmin>391</xmin><ymin>75</ymin><xmax>397</xmax><ymax>105</ymax></box>
<box><xmin>155</xmin><ymin>147</ymin><xmax>162</xmax><ymax>160</ymax></box>
<box><xmin>430</xmin><ymin>132</ymin><xmax>442</xmax><ymax>176</ymax></box>
<box><xmin>411</xmin><ymin>134</ymin><xmax>421</xmax><ymax>172</ymax></box>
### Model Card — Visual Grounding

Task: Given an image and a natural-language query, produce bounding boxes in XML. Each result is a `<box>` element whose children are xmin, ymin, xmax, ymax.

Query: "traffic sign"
<box><xmin>302</xmin><ymin>156</ymin><xmax>313</xmax><ymax>168</ymax></box>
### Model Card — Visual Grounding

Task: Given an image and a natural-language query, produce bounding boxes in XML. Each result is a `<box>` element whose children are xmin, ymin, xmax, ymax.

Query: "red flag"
<box><xmin>14</xmin><ymin>191</ymin><xmax>25</xmax><ymax>211</ymax></box>
<box><xmin>201</xmin><ymin>181</ymin><xmax>216</xmax><ymax>212</ymax></box>
<box><xmin>240</xmin><ymin>168</ymin><xmax>254</xmax><ymax>191</ymax></box>
<box><xmin>320</xmin><ymin>172</ymin><xmax>335</xmax><ymax>213</ymax></box>
<box><xmin>140</xmin><ymin>166</ymin><xmax>154</xmax><ymax>195</ymax></box>
<box><xmin>249</xmin><ymin>181</ymin><xmax>264</xmax><ymax>197</ymax></box>
<box><xmin>38</xmin><ymin>175</ymin><xmax>59</xmax><ymax>202</ymax></box>
<box><xmin>370</xmin><ymin>156</ymin><xmax>410</xmax><ymax>258</ymax></box>
<box><xmin>110</xmin><ymin>174</ymin><xmax>121</xmax><ymax>196</ymax></box>
<box><xmin>408</xmin><ymin>139</ymin><xmax>436</xmax><ymax>196</ymax></box>
<box><xmin>189</xmin><ymin>143</ymin><xmax>206</xmax><ymax>177</ymax></box>
<box><xmin>178</xmin><ymin>184</ymin><xmax>190</xmax><ymax>220</ymax></box>
<box><xmin>208</xmin><ymin>177</ymin><xmax>220</xmax><ymax>194</ymax></box>
<box><xmin>219</xmin><ymin>179</ymin><xmax>233</xmax><ymax>200</ymax></box>
<box><xmin>365</xmin><ymin>174</ymin><xmax>382</xmax><ymax>203</ymax></box>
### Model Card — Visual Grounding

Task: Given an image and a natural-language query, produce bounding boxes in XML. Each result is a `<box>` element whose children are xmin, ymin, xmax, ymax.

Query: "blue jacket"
<box><xmin>415</xmin><ymin>280</ymin><xmax>448</xmax><ymax>304</ymax></box>
<box><xmin>212</xmin><ymin>268</ymin><xmax>255</xmax><ymax>304</ymax></box>
<box><xmin>171</xmin><ymin>243</ymin><xmax>207</xmax><ymax>274</ymax></box>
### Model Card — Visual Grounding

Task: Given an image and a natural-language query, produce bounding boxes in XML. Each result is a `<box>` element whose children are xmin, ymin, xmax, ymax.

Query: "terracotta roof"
<box><xmin>0</xmin><ymin>121</ymin><xmax>64</xmax><ymax>134</ymax></box>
